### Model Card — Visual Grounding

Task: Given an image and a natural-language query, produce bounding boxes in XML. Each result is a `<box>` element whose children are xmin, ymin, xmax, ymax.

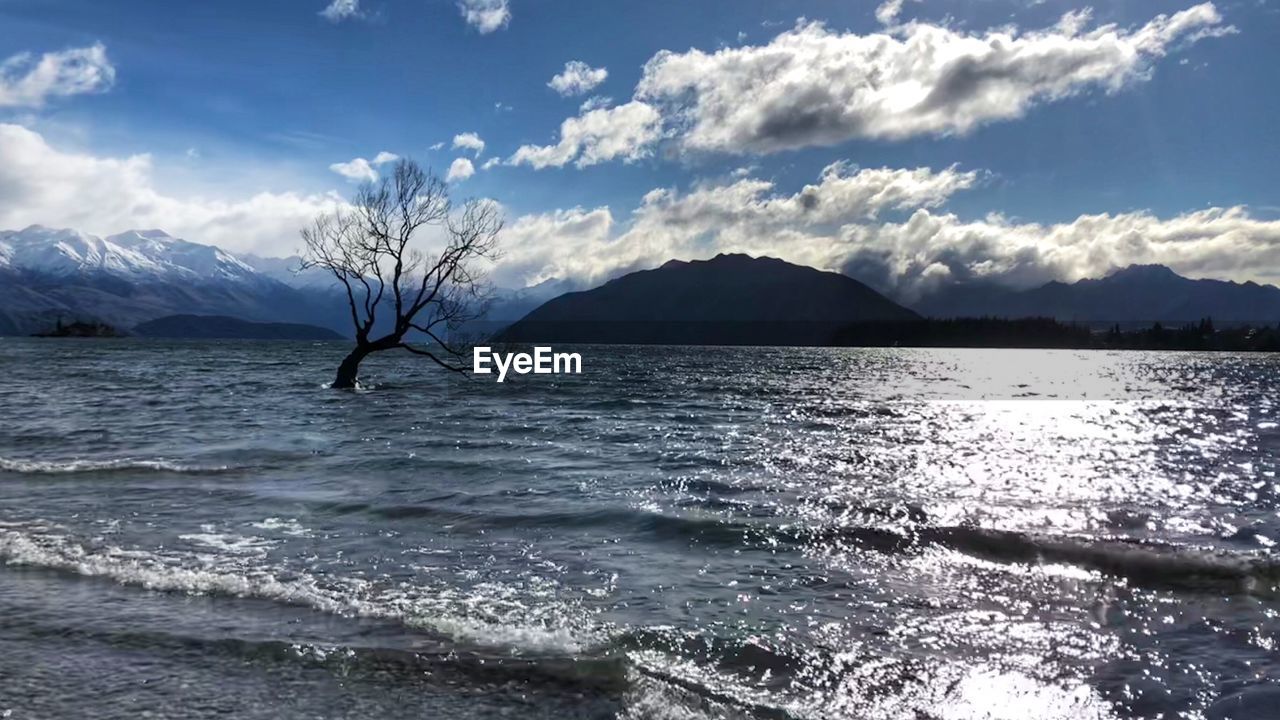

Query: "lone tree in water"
<box><xmin>301</xmin><ymin>159</ymin><xmax>502</xmax><ymax>388</ymax></box>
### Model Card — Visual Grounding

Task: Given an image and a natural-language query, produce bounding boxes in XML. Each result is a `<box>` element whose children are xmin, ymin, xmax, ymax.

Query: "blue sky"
<box><xmin>1</xmin><ymin>0</ymin><xmax>1278</xmax><ymax>295</ymax></box>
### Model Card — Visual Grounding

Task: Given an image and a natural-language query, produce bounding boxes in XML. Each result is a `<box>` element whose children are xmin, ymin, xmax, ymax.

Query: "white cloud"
<box><xmin>490</xmin><ymin>162</ymin><xmax>1280</xmax><ymax>296</ymax></box>
<box><xmin>637</xmin><ymin>4</ymin><xmax>1229</xmax><ymax>153</ymax></box>
<box><xmin>557</xmin><ymin>3</ymin><xmax>1224</xmax><ymax>158</ymax></box>
<box><xmin>579</xmin><ymin>95</ymin><xmax>612</xmax><ymax>113</ymax></box>
<box><xmin>874</xmin><ymin>0</ymin><xmax>909</xmax><ymax>26</ymax></box>
<box><xmin>0</xmin><ymin>43</ymin><xmax>115</xmax><ymax>108</ymax></box>
<box><xmin>458</xmin><ymin>0</ymin><xmax>510</xmax><ymax>33</ymax></box>
<box><xmin>481</xmin><ymin>157</ymin><xmax>501</xmax><ymax>170</ymax></box>
<box><xmin>329</xmin><ymin>158</ymin><xmax>375</xmax><ymax>182</ymax></box>
<box><xmin>320</xmin><ymin>0</ymin><xmax>361</xmax><ymax>22</ymax></box>
<box><xmin>508</xmin><ymin>101</ymin><xmax>662</xmax><ymax>169</ymax></box>
<box><xmin>328</xmin><ymin>151</ymin><xmax>398</xmax><ymax>182</ymax></box>
<box><xmin>833</xmin><ymin>205</ymin><xmax>1280</xmax><ymax>300</ymax></box>
<box><xmin>0</xmin><ymin>123</ymin><xmax>342</xmax><ymax>257</ymax></box>
<box><xmin>504</xmin><ymin>5</ymin><xmax>1231</xmax><ymax>171</ymax></box>
<box><xmin>428</xmin><ymin>141</ymin><xmax>445</xmax><ymax>151</ymax></box>
<box><xmin>493</xmin><ymin>207</ymin><xmax>617</xmax><ymax>288</ymax></box>
<box><xmin>548</xmin><ymin>61</ymin><xmax>608</xmax><ymax>97</ymax></box>
<box><xmin>452</xmin><ymin>132</ymin><xmax>485</xmax><ymax>156</ymax></box>
<box><xmin>446</xmin><ymin>157</ymin><xmax>475</xmax><ymax>182</ymax></box>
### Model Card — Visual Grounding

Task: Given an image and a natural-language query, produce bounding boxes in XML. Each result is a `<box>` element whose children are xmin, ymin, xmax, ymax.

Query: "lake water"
<box><xmin>1</xmin><ymin>339</ymin><xmax>1279</xmax><ymax>719</ymax></box>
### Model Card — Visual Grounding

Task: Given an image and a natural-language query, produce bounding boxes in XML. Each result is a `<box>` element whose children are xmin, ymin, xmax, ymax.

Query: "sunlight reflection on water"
<box><xmin>0</xmin><ymin>342</ymin><xmax>1277</xmax><ymax>718</ymax></box>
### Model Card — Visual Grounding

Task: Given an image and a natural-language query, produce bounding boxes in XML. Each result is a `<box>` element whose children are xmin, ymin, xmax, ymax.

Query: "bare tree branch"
<box><xmin>299</xmin><ymin>158</ymin><xmax>502</xmax><ymax>388</ymax></box>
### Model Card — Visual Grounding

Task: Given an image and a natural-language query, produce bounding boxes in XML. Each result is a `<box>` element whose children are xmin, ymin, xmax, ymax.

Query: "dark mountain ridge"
<box><xmin>497</xmin><ymin>253</ymin><xmax>919</xmax><ymax>345</ymax></box>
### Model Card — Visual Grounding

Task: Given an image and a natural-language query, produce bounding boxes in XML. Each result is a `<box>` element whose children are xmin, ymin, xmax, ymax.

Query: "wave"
<box><xmin>0</xmin><ymin>524</ymin><xmax>598</xmax><ymax>656</ymax></box>
<box><xmin>20</xmin><ymin>615</ymin><xmax>632</xmax><ymax>699</ymax></box>
<box><xmin>923</xmin><ymin>526</ymin><xmax>1280</xmax><ymax>592</ymax></box>
<box><xmin>0</xmin><ymin>456</ymin><xmax>233</xmax><ymax>475</ymax></box>
<box><xmin>0</xmin><ymin>521</ymin><xmax>1134</xmax><ymax>719</ymax></box>
<box><xmin>0</xmin><ymin>523</ymin><xmax>788</xmax><ymax>717</ymax></box>
<box><xmin>297</xmin><ymin>499</ymin><xmax>1280</xmax><ymax>591</ymax></box>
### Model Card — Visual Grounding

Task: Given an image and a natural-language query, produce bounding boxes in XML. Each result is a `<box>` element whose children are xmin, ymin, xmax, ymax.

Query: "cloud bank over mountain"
<box><xmin>493</xmin><ymin>164</ymin><xmax>1280</xmax><ymax>299</ymax></box>
<box><xmin>0</xmin><ymin>123</ymin><xmax>340</xmax><ymax>258</ymax></box>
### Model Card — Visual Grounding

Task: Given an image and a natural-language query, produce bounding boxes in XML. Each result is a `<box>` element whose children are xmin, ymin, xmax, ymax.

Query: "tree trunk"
<box><xmin>331</xmin><ymin>345</ymin><xmax>369</xmax><ymax>389</ymax></box>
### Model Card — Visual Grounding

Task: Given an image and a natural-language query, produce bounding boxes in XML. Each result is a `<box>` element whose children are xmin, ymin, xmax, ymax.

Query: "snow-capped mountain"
<box><xmin>0</xmin><ymin>225</ymin><xmax>260</xmax><ymax>283</ymax></box>
<box><xmin>0</xmin><ymin>225</ymin><xmax>352</xmax><ymax>336</ymax></box>
<box><xmin>0</xmin><ymin>224</ymin><xmax>565</xmax><ymax>337</ymax></box>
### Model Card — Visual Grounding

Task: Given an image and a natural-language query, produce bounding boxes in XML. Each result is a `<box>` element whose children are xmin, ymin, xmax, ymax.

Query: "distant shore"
<box><xmin>495</xmin><ymin>317</ymin><xmax>1280</xmax><ymax>352</ymax></box>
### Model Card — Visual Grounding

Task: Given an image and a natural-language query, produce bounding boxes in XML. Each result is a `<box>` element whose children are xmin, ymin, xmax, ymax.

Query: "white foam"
<box><xmin>179</xmin><ymin>528</ymin><xmax>277</xmax><ymax>555</ymax></box>
<box><xmin>0</xmin><ymin>524</ymin><xmax>596</xmax><ymax>656</ymax></box>
<box><xmin>250</xmin><ymin>517</ymin><xmax>313</xmax><ymax>537</ymax></box>
<box><xmin>0</xmin><ymin>456</ymin><xmax>229</xmax><ymax>475</ymax></box>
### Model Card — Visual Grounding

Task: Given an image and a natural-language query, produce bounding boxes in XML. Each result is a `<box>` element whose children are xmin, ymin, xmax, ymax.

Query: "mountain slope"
<box><xmin>0</xmin><ymin>226</ymin><xmax>260</xmax><ymax>282</ymax></box>
<box><xmin>133</xmin><ymin>314</ymin><xmax>344</xmax><ymax>340</ymax></box>
<box><xmin>913</xmin><ymin>265</ymin><xmax>1280</xmax><ymax>325</ymax></box>
<box><xmin>497</xmin><ymin>253</ymin><xmax>919</xmax><ymax>345</ymax></box>
<box><xmin>0</xmin><ymin>225</ymin><xmax>352</xmax><ymax>337</ymax></box>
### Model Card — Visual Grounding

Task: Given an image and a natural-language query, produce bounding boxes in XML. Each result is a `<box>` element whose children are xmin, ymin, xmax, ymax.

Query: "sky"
<box><xmin>1</xmin><ymin>0</ymin><xmax>1278</xmax><ymax>298</ymax></box>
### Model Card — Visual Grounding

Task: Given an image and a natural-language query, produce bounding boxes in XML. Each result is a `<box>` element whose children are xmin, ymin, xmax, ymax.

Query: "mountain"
<box><xmin>236</xmin><ymin>253</ymin><xmax>337</xmax><ymax>289</ymax></box>
<box><xmin>0</xmin><ymin>225</ymin><xmax>350</xmax><ymax>337</ymax></box>
<box><xmin>913</xmin><ymin>264</ymin><xmax>1280</xmax><ymax>325</ymax></box>
<box><xmin>486</xmin><ymin>277</ymin><xmax>582</xmax><ymax>322</ymax></box>
<box><xmin>0</xmin><ymin>224</ymin><xmax>576</xmax><ymax>339</ymax></box>
<box><xmin>133</xmin><ymin>314</ymin><xmax>343</xmax><ymax>340</ymax></box>
<box><xmin>0</xmin><ymin>226</ymin><xmax>259</xmax><ymax>282</ymax></box>
<box><xmin>496</xmin><ymin>253</ymin><xmax>919</xmax><ymax>345</ymax></box>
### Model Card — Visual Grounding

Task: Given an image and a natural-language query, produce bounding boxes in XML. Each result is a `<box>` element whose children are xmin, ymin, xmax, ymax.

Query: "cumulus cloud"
<box><xmin>458</xmin><ymin>0</ymin><xmax>510</xmax><ymax>33</ymax></box>
<box><xmin>452</xmin><ymin>132</ymin><xmax>485</xmax><ymax>156</ymax></box>
<box><xmin>635</xmin><ymin>4</ymin><xmax>1230</xmax><ymax>154</ymax></box>
<box><xmin>446</xmin><ymin>157</ymin><xmax>475</xmax><ymax>182</ymax></box>
<box><xmin>0</xmin><ymin>123</ymin><xmax>342</xmax><ymax>257</ymax></box>
<box><xmin>548</xmin><ymin>61</ymin><xmax>608</xmax><ymax>97</ymax></box>
<box><xmin>490</xmin><ymin>161</ymin><xmax>1280</xmax><ymax>297</ymax></box>
<box><xmin>328</xmin><ymin>151</ymin><xmax>398</xmax><ymax>182</ymax></box>
<box><xmin>329</xmin><ymin>159</ymin><xmax>376</xmax><ymax>182</ymax></box>
<box><xmin>320</xmin><ymin>0</ymin><xmax>361</xmax><ymax>22</ymax></box>
<box><xmin>510</xmin><ymin>4</ymin><xmax>1231</xmax><ymax>168</ymax></box>
<box><xmin>481</xmin><ymin>157</ymin><xmax>501</xmax><ymax>170</ymax></box>
<box><xmin>874</xmin><ymin>0</ymin><xmax>908</xmax><ymax>26</ymax></box>
<box><xmin>0</xmin><ymin>43</ymin><xmax>115</xmax><ymax>108</ymax></box>
<box><xmin>508</xmin><ymin>100</ymin><xmax>662</xmax><ymax>169</ymax></box>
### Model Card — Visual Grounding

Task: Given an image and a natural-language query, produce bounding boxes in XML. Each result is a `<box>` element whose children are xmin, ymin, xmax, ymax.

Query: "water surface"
<box><xmin>1</xmin><ymin>339</ymin><xmax>1278</xmax><ymax>719</ymax></box>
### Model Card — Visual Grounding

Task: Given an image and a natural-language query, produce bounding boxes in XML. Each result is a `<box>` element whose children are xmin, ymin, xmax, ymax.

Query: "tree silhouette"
<box><xmin>301</xmin><ymin>159</ymin><xmax>502</xmax><ymax>388</ymax></box>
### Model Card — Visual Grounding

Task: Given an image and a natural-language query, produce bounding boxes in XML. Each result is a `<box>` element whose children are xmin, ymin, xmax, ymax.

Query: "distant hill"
<box><xmin>914</xmin><ymin>264</ymin><xmax>1280</xmax><ymax>325</ymax></box>
<box><xmin>133</xmin><ymin>314</ymin><xmax>343</xmax><ymax>340</ymax></box>
<box><xmin>496</xmin><ymin>253</ymin><xmax>919</xmax><ymax>345</ymax></box>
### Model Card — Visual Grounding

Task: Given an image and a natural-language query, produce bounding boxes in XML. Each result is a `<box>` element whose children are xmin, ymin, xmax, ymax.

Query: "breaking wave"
<box><xmin>0</xmin><ymin>456</ymin><xmax>233</xmax><ymax>475</ymax></box>
<box><xmin>0</xmin><ymin>523</ymin><xmax>599</xmax><ymax>656</ymax></box>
